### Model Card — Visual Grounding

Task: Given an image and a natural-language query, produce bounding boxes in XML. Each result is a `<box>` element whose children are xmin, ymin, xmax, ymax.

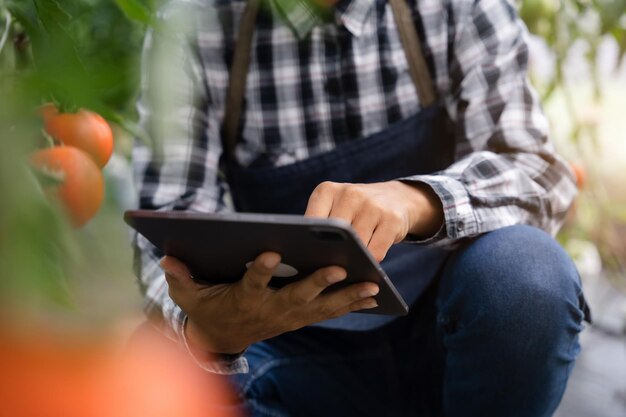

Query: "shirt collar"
<box><xmin>335</xmin><ymin>0</ymin><xmax>375</xmax><ymax>37</ymax></box>
<box><xmin>271</xmin><ymin>0</ymin><xmax>375</xmax><ymax>39</ymax></box>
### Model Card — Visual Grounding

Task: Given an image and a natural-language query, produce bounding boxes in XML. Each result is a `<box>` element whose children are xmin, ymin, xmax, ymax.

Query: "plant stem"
<box><xmin>0</xmin><ymin>9</ymin><xmax>11</xmax><ymax>55</ymax></box>
<box><xmin>41</xmin><ymin>128</ymin><xmax>57</xmax><ymax>148</ymax></box>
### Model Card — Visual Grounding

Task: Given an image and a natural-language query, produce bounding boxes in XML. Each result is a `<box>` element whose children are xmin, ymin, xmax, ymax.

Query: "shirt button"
<box><xmin>456</xmin><ymin>221</ymin><xmax>465</xmax><ymax>232</ymax></box>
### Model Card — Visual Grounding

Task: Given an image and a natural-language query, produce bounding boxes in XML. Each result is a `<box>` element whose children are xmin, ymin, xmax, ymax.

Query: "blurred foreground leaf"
<box><xmin>114</xmin><ymin>0</ymin><xmax>153</xmax><ymax>25</ymax></box>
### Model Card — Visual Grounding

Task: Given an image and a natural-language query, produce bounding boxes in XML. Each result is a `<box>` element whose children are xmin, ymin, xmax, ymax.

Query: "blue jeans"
<box><xmin>225</xmin><ymin>226</ymin><xmax>587</xmax><ymax>417</ymax></box>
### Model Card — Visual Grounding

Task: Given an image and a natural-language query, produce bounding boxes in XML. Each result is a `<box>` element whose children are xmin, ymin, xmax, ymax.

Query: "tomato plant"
<box><xmin>0</xmin><ymin>0</ymin><xmax>156</xmax><ymax>312</ymax></box>
<box><xmin>30</xmin><ymin>146</ymin><xmax>104</xmax><ymax>227</ymax></box>
<box><xmin>44</xmin><ymin>107</ymin><xmax>114</xmax><ymax>168</ymax></box>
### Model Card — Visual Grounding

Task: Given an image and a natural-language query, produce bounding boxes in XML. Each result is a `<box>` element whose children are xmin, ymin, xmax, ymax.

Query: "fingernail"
<box><xmin>263</xmin><ymin>254</ymin><xmax>280</xmax><ymax>269</ymax></box>
<box><xmin>326</xmin><ymin>272</ymin><xmax>347</xmax><ymax>284</ymax></box>
<box><xmin>359</xmin><ymin>287</ymin><xmax>379</xmax><ymax>298</ymax></box>
<box><xmin>363</xmin><ymin>299</ymin><xmax>378</xmax><ymax>309</ymax></box>
<box><xmin>163</xmin><ymin>269</ymin><xmax>176</xmax><ymax>279</ymax></box>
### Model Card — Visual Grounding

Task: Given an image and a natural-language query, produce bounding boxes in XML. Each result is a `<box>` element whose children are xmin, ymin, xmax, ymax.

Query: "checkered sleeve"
<box><xmin>404</xmin><ymin>0</ymin><xmax>577</xmax><ymax>246</ymax></box>
<box><xmin>131</xmin><ymin>2</ymin><xmax>248</xmax><ymax>374</ymax></box>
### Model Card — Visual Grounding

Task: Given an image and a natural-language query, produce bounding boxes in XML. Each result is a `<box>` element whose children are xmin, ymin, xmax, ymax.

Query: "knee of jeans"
<box><xmin>439</xmin><ymin>225</ymin><xmax>585</xmax><ymax>334</ymax></box>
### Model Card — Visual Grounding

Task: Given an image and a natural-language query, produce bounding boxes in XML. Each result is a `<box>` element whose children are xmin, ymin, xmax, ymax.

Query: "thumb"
<box><xmin>160</xmin><ymin>256</ymin><xmax>197</xmax><ymax>291</ymax></box>
<box><xmin>241</xmin><ymin>252</ymin><xmax>281</xmax><ymax>293</ymax></box>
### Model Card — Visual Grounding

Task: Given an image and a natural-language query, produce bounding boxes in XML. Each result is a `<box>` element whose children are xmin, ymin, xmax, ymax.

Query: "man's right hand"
<box><xmin>160</xmin><ymin>253</ymin><xmax>379</xmax><ymax>356</ymax></box>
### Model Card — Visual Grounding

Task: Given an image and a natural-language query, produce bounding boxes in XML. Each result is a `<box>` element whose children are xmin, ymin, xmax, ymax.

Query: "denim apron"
<box><xmin>220</xmin><ymin>0</ymin><xmax>455</xmax><ymax>330</ymax></box>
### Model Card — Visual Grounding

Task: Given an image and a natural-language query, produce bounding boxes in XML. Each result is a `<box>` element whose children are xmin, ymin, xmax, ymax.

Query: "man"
<box><xmin>132</xmin><ymin>0</ymin><xmax>589</xmax><ymax>415</ymax></box>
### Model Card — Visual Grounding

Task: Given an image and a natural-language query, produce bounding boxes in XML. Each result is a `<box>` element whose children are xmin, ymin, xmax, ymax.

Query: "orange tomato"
<box><xmin>98</xmin><ymin>325</ymin><xmax>241</xmax><ymax>417</ymax></box>
<box><xmin>0</xmin><ymin>325</ymin><xmax>240</xmax><ymax>417</ymax></box>
<box><xmin>44</xmin><ymin>108</ymin><xmax>114</xmax><ymax>168</ymax></box>
<box><xmin>30</xmin><ymin>146</ymin><xmax>104</xmax><ymax>227</ymax></box>
<box><xmin>570</xmin><ymin>162</ymin><xmax>587</xmax><ymax>190</ymax></box>
<box><xmin>0</xmin><ymin>331</ymin><xmax>106</xmax><ymax>417</ymax></box>
<box><xmin>39</xmin><ymin>102</ymin><xmax>59</xmax><ymax>123</ymax></box>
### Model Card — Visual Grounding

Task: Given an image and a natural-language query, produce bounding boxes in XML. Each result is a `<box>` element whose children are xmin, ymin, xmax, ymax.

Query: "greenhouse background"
<box><xmin>0</xmin><ymin>0</ymin><xmax>625</xmax><ymax>415</ymax></box>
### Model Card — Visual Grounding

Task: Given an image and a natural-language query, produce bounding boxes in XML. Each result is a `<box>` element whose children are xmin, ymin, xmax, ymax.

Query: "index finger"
<box><xmin>304</xmin><ymin>182</ymin><xmax>336</xmax><ymax>218</ymax></box>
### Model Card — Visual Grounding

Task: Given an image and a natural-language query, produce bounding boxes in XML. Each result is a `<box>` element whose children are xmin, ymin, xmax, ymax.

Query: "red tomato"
<box><xmin>44</xmin><ymin>108</ymin><xmax>114</xmax><ymax>168</ymax></box>
<box><xmin>30</xmin><ymin>147</ymin><xmax>104</xmax><ymax>227</ymax></box>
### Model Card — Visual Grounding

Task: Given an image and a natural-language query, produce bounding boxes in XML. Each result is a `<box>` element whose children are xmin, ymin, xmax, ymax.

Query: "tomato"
<box><xmin>570</xmin><ymin>162</ymin><xmax>586</xmax><ymax>190</ymax></box>
<box><xmin>99</xmin><ymin>325</ymin><xmax>241</xmax><ymax>417</ymax></box>
<box><xmin>0</xmin><ymin>325</ymin><xmax>240</xmax><ymax>417</ymax></box>
<box><xmin>30</xmin><ymin>147</ymin><xmax>104</xmax><ymax>227</ymax></box>
<box><xmin>44</xmin><ymin>108</ymin><xmax>114</xmax><ymax>168</ymax></box>
<box><xmin>39</xmin><ymin>102</ymin><xmax>59</xmax><ymax>123</ymax></box>
<box><xmin>0</xmin><ymin>331</ymin><xmax>105</xmax><ymax>417</ymax></box>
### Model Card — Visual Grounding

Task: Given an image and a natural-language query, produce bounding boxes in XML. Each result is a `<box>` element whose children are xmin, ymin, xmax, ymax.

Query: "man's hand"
<box><xmin>305</xmin><ymin>181</ymin><xmax>444</xmax><ymax>262</ymax></box>
<box><xmin>161</xmin><ymin>253</ymin><xmax>379</xmax><ymax>356</ymax></box>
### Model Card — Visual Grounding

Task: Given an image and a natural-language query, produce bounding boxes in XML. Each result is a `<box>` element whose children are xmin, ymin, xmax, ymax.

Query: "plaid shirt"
<box><xmin>132</xmin><ymin>0</ymin><xmax>577</xmax><ymax>374</ymax></box>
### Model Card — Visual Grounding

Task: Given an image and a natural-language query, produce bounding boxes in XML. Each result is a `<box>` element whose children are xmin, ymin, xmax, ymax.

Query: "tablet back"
<box><xmin>125</xmin><ymin>210</ymin><xmax>408</xmax><ymax>315</ymax></box>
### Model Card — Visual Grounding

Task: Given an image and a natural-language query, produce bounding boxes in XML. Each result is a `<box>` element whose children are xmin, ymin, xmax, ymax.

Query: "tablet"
<box><xmin>124</xmin><ymin>210</ymin><xmax>409</xmax><ymax>316</ymax></box>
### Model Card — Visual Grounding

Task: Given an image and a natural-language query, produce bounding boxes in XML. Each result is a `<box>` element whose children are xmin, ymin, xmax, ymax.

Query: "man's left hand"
<box><xmin>305</xmin><ymin>181</ymin><xmax>444</xmax><ymax>262</ymax></box>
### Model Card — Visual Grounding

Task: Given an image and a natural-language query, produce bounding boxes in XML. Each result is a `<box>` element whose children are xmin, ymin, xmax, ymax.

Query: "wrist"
<box><xmin>395</xmin><ymin>180</ymin><xmax>444</xmax><ymax>238</ymax></box>
<box><xmin>184</xmin><ymin>317</ymin><xmax>248</xmax><ymax>357</ymax></box>
<box><xmin>182</xmin><ymin>316</ymin><xmax>249</xmax><ymax>374</ymax></box>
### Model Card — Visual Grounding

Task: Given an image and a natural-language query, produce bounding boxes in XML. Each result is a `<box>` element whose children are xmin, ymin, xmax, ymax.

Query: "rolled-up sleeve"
<box><xmin>403</xmin><ymin>0</ymin><xmax>577</xmax><ymax>246</ymax></box>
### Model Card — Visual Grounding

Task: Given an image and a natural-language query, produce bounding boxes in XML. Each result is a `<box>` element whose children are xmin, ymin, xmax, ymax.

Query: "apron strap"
<box><xmin>388</xmin><ymin>0</ymin><xmax>436</xmax><ymax>108</ymax></box>
<box><xmin>222</xmin><ymin>0</ymin><xmax>263</xmax><ymax>156</ymax></box>
<box><xmin>222</xmin><ymin>0</ymin><xmax>435</xmax><ymax>158</ymax></box>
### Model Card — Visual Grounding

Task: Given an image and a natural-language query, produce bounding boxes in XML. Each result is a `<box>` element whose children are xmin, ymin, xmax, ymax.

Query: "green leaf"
<box><xmin>6</xmin><ymin>1</ymin><xmax>42</xmax><ymax>36</ymax></box>
<box><xmin>97</xmin><ymin>107</ymin><xmax>152</xmax><ymax>146</ymax></box>
<box><xmin>33</xmin><ymin>0</ymin><xmax>72</xmax><ymax>27</ymax></box>
<box><xmin>17</xmin><ymin>0</ymin><xmax>92</xmax><ymax>109</ymax></box>
<box><xmin>33</xmin><ymin>0</ymin><xmax>74</xmax><ymax>39</ymax></box>
<box><xmin>113</xmin><ymin>0</ymin><xmax>153</xmax><ymax>25</ymax></box>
